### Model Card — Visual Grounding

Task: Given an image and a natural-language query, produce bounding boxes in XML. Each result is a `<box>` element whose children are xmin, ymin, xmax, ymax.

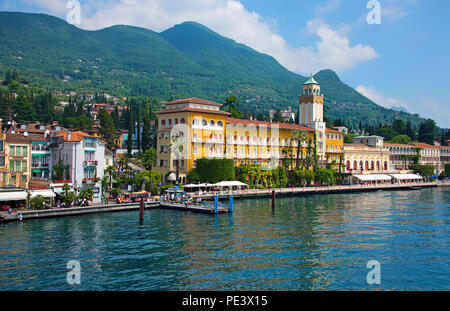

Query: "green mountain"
<box><xmin>0</xmin><ymin>12</ymin><xmax>425</xmax><ymax>128</ymax></box>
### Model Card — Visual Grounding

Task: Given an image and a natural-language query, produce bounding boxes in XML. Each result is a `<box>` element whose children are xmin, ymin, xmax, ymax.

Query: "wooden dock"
<box><xmin>158</xmin><ymin>202</ymin><xmax>229</xmax><ymax>214</ymax></box>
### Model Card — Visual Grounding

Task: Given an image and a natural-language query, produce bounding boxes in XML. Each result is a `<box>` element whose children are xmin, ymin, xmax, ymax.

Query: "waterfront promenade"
<box><xmin>0</xmin><ymin>181</ymin><xmax>445</xmax><ymax>223</ymax></box>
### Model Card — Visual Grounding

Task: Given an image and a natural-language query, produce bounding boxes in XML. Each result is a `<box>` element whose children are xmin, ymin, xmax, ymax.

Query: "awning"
<box><xmin>211</xmin><ymin>181</ymin><xmax>248</xmax><ymax>187</ymax></box>
<box><xmin>183</xmin><ymin>184</ymin><xmax>202</xmax><ymax>188</ymax></box>
<box><xmin>0</xmin><ymin>191</ymin><xmax>28</xmax><ymax>201</ymax></box>
<box><xmin>354</xmin><ymin>174</ymin><xmax>392</xmax><ymax>181</ymax></box>
<box><xmin>30</xmin><ymin>190</ymin><xmax>56</xmax><ymax>198</ymax></box>
<box><xmin>389</xmin><ymin>174</ymin><xmax>423</xmax><ymax>180</ymax></box>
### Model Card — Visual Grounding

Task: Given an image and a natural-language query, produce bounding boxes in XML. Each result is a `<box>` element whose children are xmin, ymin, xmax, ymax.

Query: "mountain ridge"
<box><xmin>0</xmin><ymin>12</ymin><xmax>425</xmax><ymax>128</ymax></box>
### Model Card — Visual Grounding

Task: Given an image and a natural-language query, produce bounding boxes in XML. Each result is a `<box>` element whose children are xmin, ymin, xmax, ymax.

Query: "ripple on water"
<box><xmin>0</xmin><ymin>187</ymin><xmax>449</xmax><ymax>290</ymax></box>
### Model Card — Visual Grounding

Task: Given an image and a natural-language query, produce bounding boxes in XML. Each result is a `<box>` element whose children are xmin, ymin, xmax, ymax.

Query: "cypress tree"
<box><xmin>127</xmin><ymin>107</ymin><xmax>133</xmax><ymax>156</ymax></box>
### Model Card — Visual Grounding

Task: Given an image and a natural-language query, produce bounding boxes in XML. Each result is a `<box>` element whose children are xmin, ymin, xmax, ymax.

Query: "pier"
<box><xmin>191</xmin><ymin>181</ymin><xmax>440</xmax><ymax>200</ymax></box>
<box><xmin>0</xmin><ymin>181</ymin><xmax>443</xmax><ymax>223</ymax></box>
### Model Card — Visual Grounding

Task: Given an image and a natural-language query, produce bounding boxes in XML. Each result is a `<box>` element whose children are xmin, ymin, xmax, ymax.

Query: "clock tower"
<box><xmin>299</xmin><ymin>74</ymin><xmax>326</xmax><ymax>156</ymax></box>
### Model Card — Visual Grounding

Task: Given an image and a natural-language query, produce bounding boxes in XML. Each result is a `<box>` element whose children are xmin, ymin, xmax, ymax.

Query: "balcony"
<box><xmin>32</xmin><ymin>162</ymin><xmax>50</xmax><ymax>168</ymax></box>
<box><xmin>84</xmin><ymin>160</ymin><xmax>98</xmax><ymax>166</ymax></box>
<box><xmin>82</xmin><ymin>177</ymin><xmax>99</xmax><ymax>184</ymax></box>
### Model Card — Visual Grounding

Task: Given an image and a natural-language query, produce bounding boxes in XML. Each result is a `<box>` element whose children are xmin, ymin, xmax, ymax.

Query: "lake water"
<box><xmin>0</xmin><ymin>187</ymin><xmax>449</xmax><ymax>290</ymax></box>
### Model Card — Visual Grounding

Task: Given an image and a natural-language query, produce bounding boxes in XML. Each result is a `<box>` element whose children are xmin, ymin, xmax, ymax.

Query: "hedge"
<box><xmin>408</xmin><ymin>164</ymin><xmax>435</xmax><ymax>177</ymax></box>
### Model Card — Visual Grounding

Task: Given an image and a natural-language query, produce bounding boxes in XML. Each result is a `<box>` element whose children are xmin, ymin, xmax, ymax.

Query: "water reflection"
<box><xmin>0</xmin><ymin>187</ymin><xmax>449</xmax><ymax>290</ymax></box>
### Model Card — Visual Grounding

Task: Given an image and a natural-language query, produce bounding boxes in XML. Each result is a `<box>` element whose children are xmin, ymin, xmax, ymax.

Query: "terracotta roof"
<box><xmin>27</xmin><ymin>133</ymin><xmax>49</xmax><ymax>142</ymax></box>
<box><xmin>384</xmin><ymin>143</ymin><xmax>412</xmax><ymax>147</ymax></box>
<box><xmin>10</xmin><ymin>122</ymin><xmax>67</xmax><ymax>135</ymax></box>
<box><xmin>163</xmin><ymin>97</ymin><xmax>222</xmax><ymax>106</ymax></box>
<box><xmin>409</xmin><ymin>142</ymin><xmax>440</xmax><ymax>149</ymax></box>
<box><xmin>226</xmin><ymin>117</ymin><xmax>315</xmax><ymax>132</ymax></box>
<box><xmin>326</xmin><ymin>128</ymin><xmax>342</xmax><ymax>133</ymax></box>
<box><xmin>155</xmin><ymin>108</ymin><xmax>231</xmax><ymax>115</ymax></box>
<box><xmin>55</xmin><ymin>131</ymin><xmax>95</xmax><ymax>142</ymax></box>
<box><xmin>5</xmin><ymin>133</ymin><xmax>32</xmax><ymax>142</ymax></box>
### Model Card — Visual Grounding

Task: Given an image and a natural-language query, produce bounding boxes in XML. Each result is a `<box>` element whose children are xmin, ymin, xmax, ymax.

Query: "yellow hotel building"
<box><xmin>155</xmin><ymin>77</ymin><xmax>345</xmax><ymax>183</ymax></box>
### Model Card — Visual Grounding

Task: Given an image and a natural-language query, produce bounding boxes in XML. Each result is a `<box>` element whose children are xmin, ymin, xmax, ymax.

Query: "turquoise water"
<box><xmin>0</xmin><ymin>187</ymin><xmax>449</xmax><ymax>290</ymax></box>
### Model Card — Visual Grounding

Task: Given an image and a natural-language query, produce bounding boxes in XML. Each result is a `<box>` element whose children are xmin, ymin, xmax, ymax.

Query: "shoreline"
<box><xmin>0</xmin><ymin>182</ymin><xmax>444</xmax><ymax>223</ymax></box>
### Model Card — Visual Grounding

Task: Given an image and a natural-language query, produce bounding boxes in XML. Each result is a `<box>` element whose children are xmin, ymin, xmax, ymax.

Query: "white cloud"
<box><xmin>315</xmin><ymin>0</ymin><xmax>342</xmax><ymax>15</ymax></box>
<box><xmin>11</xmin><ymin>0</ymin><xmax>378</xmax><ymax>75</ymax></box>
<box><xmin>356</xmin><ymin>85</ymin><xmax>408</xmax><ymax>110</ymax></box>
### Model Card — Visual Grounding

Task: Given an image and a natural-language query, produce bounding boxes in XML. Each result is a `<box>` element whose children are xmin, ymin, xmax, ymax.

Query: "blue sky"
<box><xmin>1</xmin><ymin>0</ymin><xmax>449</xmax><ymax>127</ymax></box>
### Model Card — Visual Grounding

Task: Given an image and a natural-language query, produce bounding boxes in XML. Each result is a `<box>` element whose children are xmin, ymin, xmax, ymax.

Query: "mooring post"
<box><xmin>139</xmin><ymin>198</ymin><xmax>144</xmax><ymax>223</ymax></box>
<box><xmin>229</xmin><ymin>195</ymin><xmax>233</xmax><ymax>213</ymax></box>
<box><xmin>271</xmin><ymin>190</ymin><xmax>275</xmax><ymax>208</ymax></box>
<box><xmin>214</xmin><ymin>195</ymin><xmax>219</xmax><ymax>214</ymax></box>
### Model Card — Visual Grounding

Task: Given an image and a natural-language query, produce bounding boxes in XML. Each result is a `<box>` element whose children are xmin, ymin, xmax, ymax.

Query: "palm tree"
<box><xmin>105</xmin><ymin>165</ymin><xmax>115</xmax><ymax>191</ymax></box>
<box><xmin>292</xmin><ymin>130</ymin><xmax>308</xmax><ymax>169</ymax></box>
<box><xmin>169</xmin><ymin>135</ymin><xmax>185</xmax><ymax>183</ymax></box>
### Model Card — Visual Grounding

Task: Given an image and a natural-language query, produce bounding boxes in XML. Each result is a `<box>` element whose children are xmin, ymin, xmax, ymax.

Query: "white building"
<box><xmin>51</xmin><ymin>131</ymin><xmax>105</xmax><ymax>203</ymax></box>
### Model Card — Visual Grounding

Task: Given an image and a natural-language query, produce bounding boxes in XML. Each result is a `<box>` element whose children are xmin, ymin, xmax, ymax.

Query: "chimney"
<box><xmin>67</xmin><ymin>132</ymin><xmax>71</xmax><ymax>141</ymax></box>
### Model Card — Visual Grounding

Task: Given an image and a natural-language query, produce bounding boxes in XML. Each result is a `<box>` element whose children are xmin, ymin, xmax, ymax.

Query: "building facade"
<box><xmin>51</xmin><ymin>131</ymin><xmax>105</xmax><ymax>203</ymax></box>
<box><xmin>343</xmin><ymin>136</ymin><xmax>390</xmax><ymax>174</ymax></box>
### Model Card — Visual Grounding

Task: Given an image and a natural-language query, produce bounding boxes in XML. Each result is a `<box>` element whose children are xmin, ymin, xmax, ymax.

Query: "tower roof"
<box><xmin>303</xmin><ymin>75</ymin><xmax>319</xmax><ymax>85</ymax></box>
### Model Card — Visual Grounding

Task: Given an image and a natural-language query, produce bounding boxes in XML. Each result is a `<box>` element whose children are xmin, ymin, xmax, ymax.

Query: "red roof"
<box><xmin>55</xmin><ymin>131</ymin><xmax>95</xmax><ymax>142</ymax></box>
<box><xmin>155</xmin><ymin>108</ymin><xmax>231</xmax><ymax>116</ymax></box>
<box><xmin>409</xmin><ymin>142</ymin><xmax>440</xmax><ymax>149</ymax></box>
<box><xmin>5</xmin><ymin>133</ymin><xmax>32</xmax><ymax>142</ymax></box>
<box><xmin>163</xmin><ymin>97</ymin><xmax>222</xmax><ymax>106</ymax></box>
<box><xmin>326</xmin><ymin>128</ymin><xmax>342</xmax><ymax>134</ymax></box>
<box><xmin>226</xmin><ymin>117</ymin><xmax>315</xmax><ymax>132</ymax></box>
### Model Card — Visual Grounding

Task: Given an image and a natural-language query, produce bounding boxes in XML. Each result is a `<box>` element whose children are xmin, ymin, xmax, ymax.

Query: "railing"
<box><xmin>84</xmin><ymin>160</ymin><xmax>98</xmax><ymax>166</ymax></box>
<box><xmin>52</xmin><ymin>179</ymin><xmax>72</xmax><ymax>183</ymax></box>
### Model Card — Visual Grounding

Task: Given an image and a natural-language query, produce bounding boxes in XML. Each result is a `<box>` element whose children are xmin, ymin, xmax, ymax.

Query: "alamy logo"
<box><xmin>366</xmin><ymin>260</ymin><xmax>381</xmax><ymax>285</ymax></box>
<box><xmin>367</xmin><ymin>0</ymin><xmax>381</xmax><ymax>25</ymax></box>
<box><xmin>67</xmin><ymin>260</ymin><xmax>81</xmax><ymax>285</ymax></box>
<box><xmin>66</xmin><ymin>1</ymin><xmax>81</xmax><ymax>25</ymax></box>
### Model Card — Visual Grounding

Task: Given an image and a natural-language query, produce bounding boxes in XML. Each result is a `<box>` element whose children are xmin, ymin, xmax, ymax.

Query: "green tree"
<box><xmin>390</xmin><ymin>134</ymin><xmax>411</xmax><ymax>144</ymax></box>
<box><xmin>30</xmin><ymin>195</ymin><xmax>46</xmax><ymax>210</ymax></box>
<box><xmin>127</xmin><ymin>106</ymin><xmax>134</xmax><ymax>155</ymax></box>
<box><xmin>140</xmin><ymin>147</ymin><xmax>156</xmax><ymax>171</ymax></box>
<box><xmin>97</xmin><ymin>107</ymin><xmax>116</xmax><ymax>149</ymax></box>
<box><xmin>375</xmin><ymin>127</ymin><xmax>398</xmax><ymax>141</ymax></box>
<box><xmin>417</xmin><ymin>119</ymin><xmax>437</xmax><ymax>145</ymax></box>
<box><xmin>141</xmin><ymin>103</ymin><xmax>152</xmax><ymax>150</ymax></box>
<box><xmin>222</xmin><ymin>95</ymin><xmax>241</xmax><ymax>118</ymax></box>
<box><xmin>292</xmin><ymin>129</ymin><xmax>308</xmax><ymax>168</ymax></box>
<box><xmin>272</xmin><ymin>110</ymin><xmax>283</xmax><ymax>122</ymax></box>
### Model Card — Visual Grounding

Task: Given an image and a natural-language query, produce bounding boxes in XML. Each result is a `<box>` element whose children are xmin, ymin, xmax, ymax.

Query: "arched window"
<box><xmin>180</xmin><ymin>118</ymin><xmax>185</xmax><ymax>124</ymax></box>
<box><xmin>192</xmin><ymin>119</ymin><xmax>198</xmax><ymax>126</ymax></box>
<box><xmin>209</xmin><ymin>120</ymin><xmax>215</xmax><ymax>127</ymax></box>
<box><xmin>217</xmin><ymin>121</ymin><xmax>223</xmax><ymax>128</ymax></box>
<box><xmin>174</xmin><ymin>118</ymin><xmax>178</xmax><ymax>125</ymax></box>
<box><xmin>161</xmin><ymin>119</ymin><xmax>166</xmax><ymax>126</ymax></box>
<box><xmin>384</xmin><ymin>161</ymin><xmax>388</xmax><ymax>170</ymax></box>
<box><xmin>365</xmin><ymin>161</ymin><xmax>369</xmax><ymax>171</ymax></box>
<box><xmin>202</xmin><ymin>119</ymin><xmax>207</xmax><ymax>126</ymax></box>
<box><xmin>193</xmin><ymin>133</ymin><xmax>197</xmax><ymax>139</ymax></box>
<box><xmin>353</xmin><ymin>161</ymin><xmax>357</xmax><ymax>170</ymax></box>
<box><xmin>371</xmin><ymin>161</ymin><xmax>374</xmax><ymax>170</ymax></box>
<box><xmin>168</xmin><ymin>119</ymin><xmax>172</xmax><ymax>126</ymax></box>
<box><xmin>376</xmin><ymin>161</ymin><xmax>380</xmax><ymax>170</ymax></box>
<box><xmin>346</xmin><ymin>161</ymin><xmax>350</xmax><ymax>171</ymax></box>
<box><xmin>360</xmin><ymin>161</ymin><xmax>364</xmax><ymax>170</ymax></box>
